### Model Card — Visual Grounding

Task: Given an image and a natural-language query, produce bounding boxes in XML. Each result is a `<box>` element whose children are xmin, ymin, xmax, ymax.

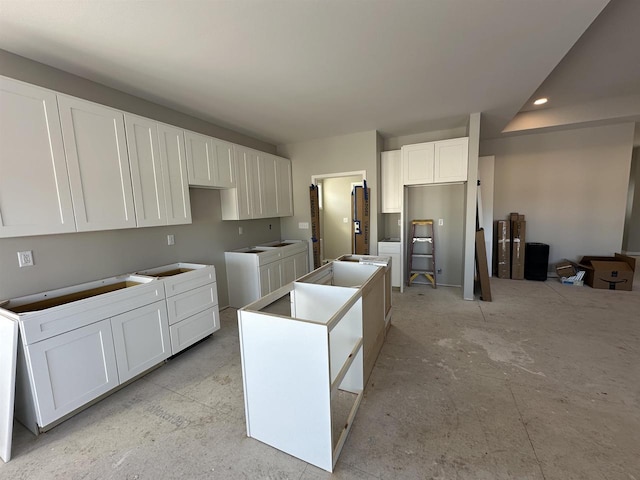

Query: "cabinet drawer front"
<box><xmin>257</xmin><ymin>250</ymin><xmax>282</xmax><ymax>266</ymax></box>
<box><xmin>378</xmin><ymin>242</ymin><xmax>401</xmax><ymax>254</ymax></box>
<box><xmin>163</xmin><ymin>266</ymin><xmax>216</xmax><ymax>297</ymax></box>
<box><xmin>26</xmin><ymin>319</ymin><xmax>119</xmax><ymax>428</ymax></box>
<box><xmin>20</xmin><ymin>282</ymin><xmax>163</xmax><ymax>345</ymax></box>
<box><xmin>111</xmin><ymin>301</ymin><xmax>171</xmax><ymax>383</ymax></box>
<box><xmin>170</xmin><ymin>307</ymin><xmax>220</xmax><ymax>355</ymax></box>
<box><xmin>166</xmin><ymin>283</ymin><xmax>218</xmax><ymax>326</ymax></box>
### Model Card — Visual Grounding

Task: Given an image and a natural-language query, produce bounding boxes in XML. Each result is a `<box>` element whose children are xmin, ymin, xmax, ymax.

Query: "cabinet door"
<box><xmin>434</xmin><ymin>137</ymin><xmax>469</xmax><ymax>183</ymax></box>
<box><xmin>259</xmin><ymin>262</ymin><xmax>282</xmax><ymax>296</ymax></box>
<box><xmin>381</xmin><ymin>150</ymin><xmax>402</xmax><ymax>213</ymax></box>
<box><xmin>26</xmin><ymin>318</ymin><xmax>119</xmax><ymax>428</ymax></box>
<box><xmin>213</xmin><ymin>138</ymin><xmax>235</xmax><ymax>188</ymax></box>
<box><xmin>111</xmin><ymin>300</ymin><xmax>171</xmax><ymax>383</ymax></box>
<box><xmin>0</xmin><ymin>77</ymin><xmax>76</xmax><ymax>238</ymax></box>
<box><xmin>275</xmin><ymin>156</ymin><xmax>293</xmax><ymax>217</ymax></box>
<box><xmin>402</xmin><ymin>142</ymin><xmax>434</xmax><ymax>185</ymax></box>
<box><xmin>235</xmin><ymin>147</ymin><xmax>254</xmax><ymax>219</ymax></box>
<box><xmin>169</xmin><ymin>306</ymin><xmax>220</xmax><ymax>355</ymax></box>
<box><xmin>281</xmin><ymin>255</ymin><xmax>296</xmax><ymax>285</ymax></box>
<box><xmin>293</xmin><ymin>251</ymin><xmax>309</xmax><ymax>280</ymax></box>
<box><xmin>58</xmin><ymin>95</ymin><xmax>136</xmax><ymax>231</ymax></box>
<box><xmin>158</xmin><ymin>124</ymin><xmax>192</xmax><ymax>225</ymax></box>
<box><xmin>124</xmin><ymin>114</ymin><xmax>167</xmax><ymax>227</ymax></box>
<box><xmin>258</xmin><ymin>154</ymin><xmax>278</xmax><ymax>218</ymax></box>
<box><xmin>185</xmin><ymin>130</ymin><xmax>215</xmax><ymax>187</ymax></box>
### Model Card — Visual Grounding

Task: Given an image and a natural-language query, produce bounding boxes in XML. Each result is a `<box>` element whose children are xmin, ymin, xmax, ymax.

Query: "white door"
<box><xmin>124</xmin><ymin>114</ymin><xmax>167</xmax><ymax>227</ymax></box>
<box><xmin>434</xmin><ymin>137</ymin><xmax>469</xmax><ymax>183</ymax></box>
<box><xmin>26</xmin><ymin>318</ymin><xmax>119</xmax><ymax>428</ymax></box>
<box><xmin>111</xmin><ymin>301</ymin><xmax>171</xmax><ymax>383</ymax></box>
<box><xmin>185</xmin><ymin>130</ymin><xmax>215</xmax><ymax>187</ymax></box>
<box><xmin>158</xmin><ymin>124</ymin><xmax>192</xmax><ymax>225</ymax></box>
<box><xmin>213</xmin><ymin>138</ymin><xmax>235</xmax><ymax>188</ymax></box>
<box><xmin>402</xmin><ymin>142</ymin><xmax>434</xmax><ymax>185</ymax></box>
<box><xmin>0</xmin><ymin>77</ymin><xmax>76</xmax><ymax>237</ymax></box>
<box><xmin>381</xmin><ymin>150</ymin><xmax>402</xmax><ymax>213</ymax></box>
<box><xmin>58</xmin><ymin>95</ymin><xmax>136</xmax><ymax>231</ymax></box>
<box><xmin>276</xmin><ymin>156</ymin><xmax>293</xmax><ymax>217</ymax></box>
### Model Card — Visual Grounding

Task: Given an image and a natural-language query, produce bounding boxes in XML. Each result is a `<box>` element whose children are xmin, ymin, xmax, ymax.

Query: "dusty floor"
<box><xmin>2</xmin><ymin>275</ymin><xmax>639</xmax><ymax>479</ymax></box>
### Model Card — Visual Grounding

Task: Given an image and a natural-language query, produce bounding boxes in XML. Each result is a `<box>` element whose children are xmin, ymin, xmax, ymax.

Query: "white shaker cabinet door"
<box><xmin>111</xmin><ymin>300</ymin><xmax>171</xmax><ymax>383</ymax></box>
<box><xmin>0</xmin><ymin>77</ymin><xmax>76</xmax><ymax>237</ymax></box>
<box><xmin>124</xmin><ymin>113</ymin><xmax>167</xmax><ymax>227</ymax></box>
<box><xmin>58</xmin><ymin>95</ymin><xmax>136</xmax><ymax>231</ymax></box>
<box><xmin>402</xmin><ymin>142</ymin><xmax>434</xmax><ymax>185</ymax></box>
<box><xmin>26</xmin><ymin>318</ymin><xmax>119</xmax><ymax>428</ymax></box>
<box><xmin>158</xmin><ymin>124</ymin><xmax>192</xmax><ymax>225</ymax></box>
<box><xmin>381</xmin><ymin>150</ymin><xmax>402</xmax><ymax>213</ymax></box>
<box><xmin>434</xmin><ymin>137</ymin><xmax>469</xmax><ymax>183</ymax></box>
<box><xmin>185</xmin><ymin>130</ymin><xmax>215</xmax><ymax>187</ymax></box>
<box><xmin>259</xmin><ymin>262</ymin><xmax>282</xmax><ymax>296</ymax></box>
<box><xmin>275</xmin><ymin>156</ymin><xmax>293</xmax><ymax>217</ymax></box>
<box><xmin>213</xmin><ymin>138</ymin><xmax>235</xmax><ymax>188</ymax></box>
<box><xmin>258</xmin><ymin>154</ymin><xmax>278</xmax><ymax>218</ymax></box>
<box><xmin>293</xmin><ymin>251</ymin><xmax>309</xmax><ymax>280</ymax></box>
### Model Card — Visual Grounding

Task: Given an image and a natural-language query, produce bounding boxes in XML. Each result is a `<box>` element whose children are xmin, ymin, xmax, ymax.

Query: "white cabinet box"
<box><xmin>185</xmin><ymin>131</ymin><xmax>235</xmax><ymax>189</ymax></box>
<box><xmin>0</xmin><ymin>76</ymin><xmax>76</xmax><ymax>238</ymax></box>
<box><xmin>381</xmin><ymin>150</ymin><xmax>402</xmax><ymax>213</ymax></box>
<box><xmin>1</xmin><ymin>275</ymin><xmax>166</xmax><ymax>433</ymax></box>
<box><xmin>239</xmin><ymin>278</ymin><xmax>365</xmax><ymax>472</ymax></box>
<box><xmin>136</xmin><ymin>263</ymin><xmax>220</xmax><ymax>355</ymax></box>
<box><xmin>402</xmin><ymin>137</ymin><xmax>469</xmax><ymax>185</ymax></box>
<box><xmin>378</xmin><ymin>241</ymin><xmax>402</xmax><ymax>288</ymax></box>
<box><xmin>225</xmin><ymin>241</ymin><xmax>309</xmax><ymax>308</ymax></box>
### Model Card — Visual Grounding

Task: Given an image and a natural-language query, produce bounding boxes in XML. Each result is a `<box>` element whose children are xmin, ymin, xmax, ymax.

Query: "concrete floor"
<box><xmin>3</xmin><ymin>275</ymin><xmax>639</xmax><ymax>479</ymax></box>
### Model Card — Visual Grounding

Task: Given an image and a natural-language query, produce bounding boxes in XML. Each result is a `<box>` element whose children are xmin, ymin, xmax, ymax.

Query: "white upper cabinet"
<box><xmin>402</xmin><ymin>142</ymin><xmax>434</xmax><ymax>185</ymax></box>
<box><xmin>0</xmin><ymin>76</ymin><xmax>76</xmax><ymax>238</ymax></box>
<box><xmin>157</xmin><ymin>123</ymin><xmax>192</xmax><ymax>225</ymax></box>
<box><xmin>275</xmin><ymin>156</ymin><xmax>293</xmax><ymax>217</ymax></box>
<box><xmin>258</xmin><ymin>153</ymin><xmax>278</xmax><ymax>218</ymax></box>
<box><xmin>124</xmin><ymin>113</ymin><xmax>167</xmax><ymax>227</ymax></box>
<box><xmin>381</xmin><ymin>150</ymin><xmax>402</xmax><ymax>213</ymax></box>
<box><xmin>434</xmin><ymin>137</ymin><xmax>469</xmax><ymax>183</ymax></box>
<box><xmin>402</xmin><ymin>137</ymin><xmax>469</xmax><ymax>186</ymax></box>
<box><xmin>185</xmin><ymin>130</ymin><xmax>236</xmax><ymax>188</ymax></box>
<box><xmin>221</xmin><ymin>145</ymin><xmax>253</xmax><ymax>220</ymax></box>
<box><xmin>58</xmin><ymin>95</ymin><xmax>137</xmax><ymax>232</ymax></box>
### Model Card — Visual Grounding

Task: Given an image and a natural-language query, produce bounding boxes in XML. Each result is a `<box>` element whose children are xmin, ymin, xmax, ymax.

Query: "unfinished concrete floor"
<box><xmin>3</xmin><ymin>276</ymin><xmax>639</xmax><ymax>479</ymax></box>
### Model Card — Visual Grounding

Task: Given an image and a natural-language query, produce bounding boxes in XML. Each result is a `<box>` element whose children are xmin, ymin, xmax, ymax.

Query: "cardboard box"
<box><xmin>495</xmin><ymin>220</ymin><xmax>511</xmax><ymax>278</ymax></box>
<box><xmin>511</xmin><ymin>220</ymin><xmax>526</xmax><ymax>280</ymax></box>
<box><xmin>578</xmin><ymin>253</ymin><xmax>636</xmax><ymax>291</ymax></box>
<box><xmin>555</xmin><ymin>260</ymin><xmax>576</xmax><ymax>278</ymax></box>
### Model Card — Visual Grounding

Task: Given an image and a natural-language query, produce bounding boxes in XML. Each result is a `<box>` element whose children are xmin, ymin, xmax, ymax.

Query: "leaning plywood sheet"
<box><xmin>0</xmin><ymin>317</ymin><xmax>18</xmax><ymax>462</ymax></box>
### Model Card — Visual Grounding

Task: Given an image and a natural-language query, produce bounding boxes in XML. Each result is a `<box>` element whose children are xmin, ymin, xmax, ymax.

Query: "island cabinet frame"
<box><xmin>238</xmin><ymin>281</ymin><xmax>365</xmax><ymax>472</ymax></box>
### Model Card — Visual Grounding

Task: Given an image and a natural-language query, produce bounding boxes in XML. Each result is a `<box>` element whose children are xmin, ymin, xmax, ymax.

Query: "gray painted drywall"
<box><xmin>480</xmin><ymin>123</ymin><xmax>635</xmax><ymax>266</ymax></box>
<box><xmin>406</xmin><ymin>184</ymin><xmax>465</xmax><ymax>286</ymax></box>
<box><xmin>277</xmin><ymin>131</ymin><xmax>379</xmax><ymax>254</ymax></box>
<box><xmin>383</xmin><ymin>214</ymin><xmax>401</xmax><ymax>240</ymax></box>
<box><xmin>0</xmin><ymin>51</ymin><xmax>282</xmax><ymax>304</ymax></box>
<box><xmin>0</xmin><ymin>189</ymin><xmax>281</xmax><ymax>304</ymax></box>
<box><xmin>623</xmin><ymin>147</ymin><xmax>640</xmax><ymax>253</ymax></box>
<box><xmin>321</xmin><ymin>176</ymin><xmax>361</xmax><ymax>260</ymax></box>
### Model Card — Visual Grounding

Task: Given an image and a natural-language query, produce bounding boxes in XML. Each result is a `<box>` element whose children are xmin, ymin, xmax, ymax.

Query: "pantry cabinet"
<box><xmin>58</xmin><ymin>95</ymin><xmax>136</xmax><ymax>232</ymax></box>
<box><xmin>0</xmin><ymin>76</ymin><xmax>76</xmax><ymax>238</ymax></box>
<box><xmin>381</xmin><ymin>150</ymin><xmax>402</xmax><ymax>213</ymax></box>
<box><xmin>185</xmin><ymin>131</ymin><xmax>236</xmax><ymax>189</ymax></box>
<box><xmin>401</xmin><ymin>137</ymin><xmax>469</xmax><ymax>185</ymax></box>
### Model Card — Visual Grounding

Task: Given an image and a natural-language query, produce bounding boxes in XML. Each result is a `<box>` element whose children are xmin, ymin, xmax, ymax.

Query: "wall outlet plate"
<box><xmin>167</xmin><ymin>234</ymin><xmax>175</xmax><ymax>246</ymax></box>
<box><xmin>299</xmin><ymin>222</ymin><xmax>309</xmax><ymax>229</ymax></box>
<box><xmin>17</xmin><ymin>251</ymin><xmax>34</xmax><ymax>267</ymax></box>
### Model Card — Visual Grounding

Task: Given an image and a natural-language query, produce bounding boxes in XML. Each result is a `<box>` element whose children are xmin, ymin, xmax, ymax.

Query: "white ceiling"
<box><xmin>2</xmin><ymin>0</ymin><xmax>632</xmax><ymax>146</ymax></box>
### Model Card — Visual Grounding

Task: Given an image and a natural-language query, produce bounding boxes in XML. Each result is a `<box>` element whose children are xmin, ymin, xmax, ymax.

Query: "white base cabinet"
<box><xmin>225</xmin><ymin>241</ymin><xmax>309</xmax><ymax>308</ymax></box>
<box><xmin>378</xmin><ymin>241</ymin><xmax>401</xmax><ymax>288</ymax></box>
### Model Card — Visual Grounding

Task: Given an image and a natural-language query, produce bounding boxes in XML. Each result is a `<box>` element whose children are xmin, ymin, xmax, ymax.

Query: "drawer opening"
<box><xmin>8</xmin><ymin>281</ymin><xmax>142</xmax><ymax>313</ymax></box>
<box><xmin>152</xmin><ymin>268</ymin><xmax>195</xmax><ymax>277</ymax></box>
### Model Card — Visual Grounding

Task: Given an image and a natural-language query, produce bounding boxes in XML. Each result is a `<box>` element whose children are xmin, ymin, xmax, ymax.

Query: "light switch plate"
<box><xmin>299</xmin><ymin>222</ymin><xmax>309</xmax><ymax>229</ymax></box>
<box><xmin>17</xmin><ymin>251</ymin><xmax>34</xmax><ymax>267</ymax></box>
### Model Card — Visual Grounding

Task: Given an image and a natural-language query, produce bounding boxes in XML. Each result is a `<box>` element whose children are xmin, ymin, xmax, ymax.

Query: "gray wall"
<box><xmin>406</xmin><ymin>184</ymin><xmax>465</xmax><ymax>286</ymax></box>
<box><xmin>277</xmin><ymin>131</ymin><xmax>379</xmax><ymax>253</ymax></box>
<box><xmin>480</xmin><ymin>123</ymin><xmax>635</xmax><ymax>266</ymax></box>
<box><xmin>623</xmin><ymin>147</ymin><xmax>640</xmax><ymax>254</ymax></box>
<box><xmin>0</xmin><ymin>50</ymin><xmax>281</xmax><ymax>304</ymax></box>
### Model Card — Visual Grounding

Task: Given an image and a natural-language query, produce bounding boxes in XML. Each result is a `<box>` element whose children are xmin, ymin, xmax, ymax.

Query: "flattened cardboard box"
<box><xmin>511</xmin><ymin>220</ymin><xmax>526</xmax><ymax>280</ymax></box>
<box><xmin>495</xmin><ymin>220</ymin><xmax>510</xmax><ymax>278</ymax></box>
<box><xmin>578</xmin><ymin>253</ymin><xmax>636</xmax><ymax>291</ymax></box>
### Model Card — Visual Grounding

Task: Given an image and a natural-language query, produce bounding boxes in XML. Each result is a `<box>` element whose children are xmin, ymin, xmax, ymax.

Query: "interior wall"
<box><xmin>0</xmin><ymin>50</ymin><xmax>282</xmax><ymax>305</ymax></box>
<box><xmin>406</xmin><ymin>184</ymin><xmax>465</xmax><ymax>286</ymax></box>
<box><xmin>480</xmin><ymin>123</ymin><xmax>635</xmax><ymax>266</ymax></box>
<box><xmin>383</xmin><ymin>214</ymin><xmax>401</xmax><ymax>240</ymax></box>
<box><xmin>383</xmin><ymin>126</ymin><xmax>468</xmax><ymax>151</ymax></box>
<box><xmin>277</xmin><ymin>131</ymin><xmax>379</xmax><ymax>255</ymax></box>
<box><xmin>322</xmin><ymin>176</ymin><xmax>361</xmax><ymax>260</ymax></box>
<box><xmin>0</xmin><ymin>189</ymin><xmax>280</xmax><ymax>304</ymax></box>
<box><xmin>623</xmin><ymin>147</ymin><xmax>640</xmax><ymax>254</ymax></box>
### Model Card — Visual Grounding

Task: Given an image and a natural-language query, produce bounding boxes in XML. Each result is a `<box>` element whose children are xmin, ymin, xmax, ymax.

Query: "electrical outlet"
<box><xmin>437</xmin><ymin>268</ymin><xmax>442</xmax><ymax>274</ymax></box>
<box><xmin>18</xmin><ymin>250</ymin><xmax>34</xmax><ymax>267</ymax></box>
<box><xmin>239</xmin><ymin>227</ymin><xmax>244</xmax><ymax>235</ymax></box>
<box><xmin>167</xmin><ymin>234</ymin><xmax>175</xmax><ymax>246</ymax></box>
<box><xmin>343</xmin><ymin>217</ymin><xmax>348</xmax><ymax>223</ymax></box>
<box><xmin>438</xmin><ymin>218</ymin><xmax>444</xmax><ymax>226</ymax></box>
<box><xmin>398</xmin><ymin>219</ymin><xmax>402</xmax><ymax>226</ymax></box>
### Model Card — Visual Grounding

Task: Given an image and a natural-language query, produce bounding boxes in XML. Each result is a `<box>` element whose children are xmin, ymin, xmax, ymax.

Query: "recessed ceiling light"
<box><xmin>533</xmin><ymin>98</ymin><xmax>548</xmax><ymax>106</ymax></box>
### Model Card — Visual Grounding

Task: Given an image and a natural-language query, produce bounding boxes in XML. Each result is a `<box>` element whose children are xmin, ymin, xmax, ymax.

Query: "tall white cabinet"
<box><xmin>0</xmin><ymin>77</ymin><xmax>76</xmax><ymax>238</ymax></box>
<box><xmin>58</xmin><ymin>95</ymin><xmax>137</xmax><ymax>232</ymax></box>
<box><xmin>381</xmin><ymin>150</ymin><xmax>402</xmax><ymax>213</ymax></box>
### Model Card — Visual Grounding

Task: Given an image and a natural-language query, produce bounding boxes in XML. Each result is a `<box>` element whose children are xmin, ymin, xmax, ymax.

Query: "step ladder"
<box><xmin>408</xmin><ymin>219</ymin><xmax>436</xmax><ymax>288</ymax></box>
